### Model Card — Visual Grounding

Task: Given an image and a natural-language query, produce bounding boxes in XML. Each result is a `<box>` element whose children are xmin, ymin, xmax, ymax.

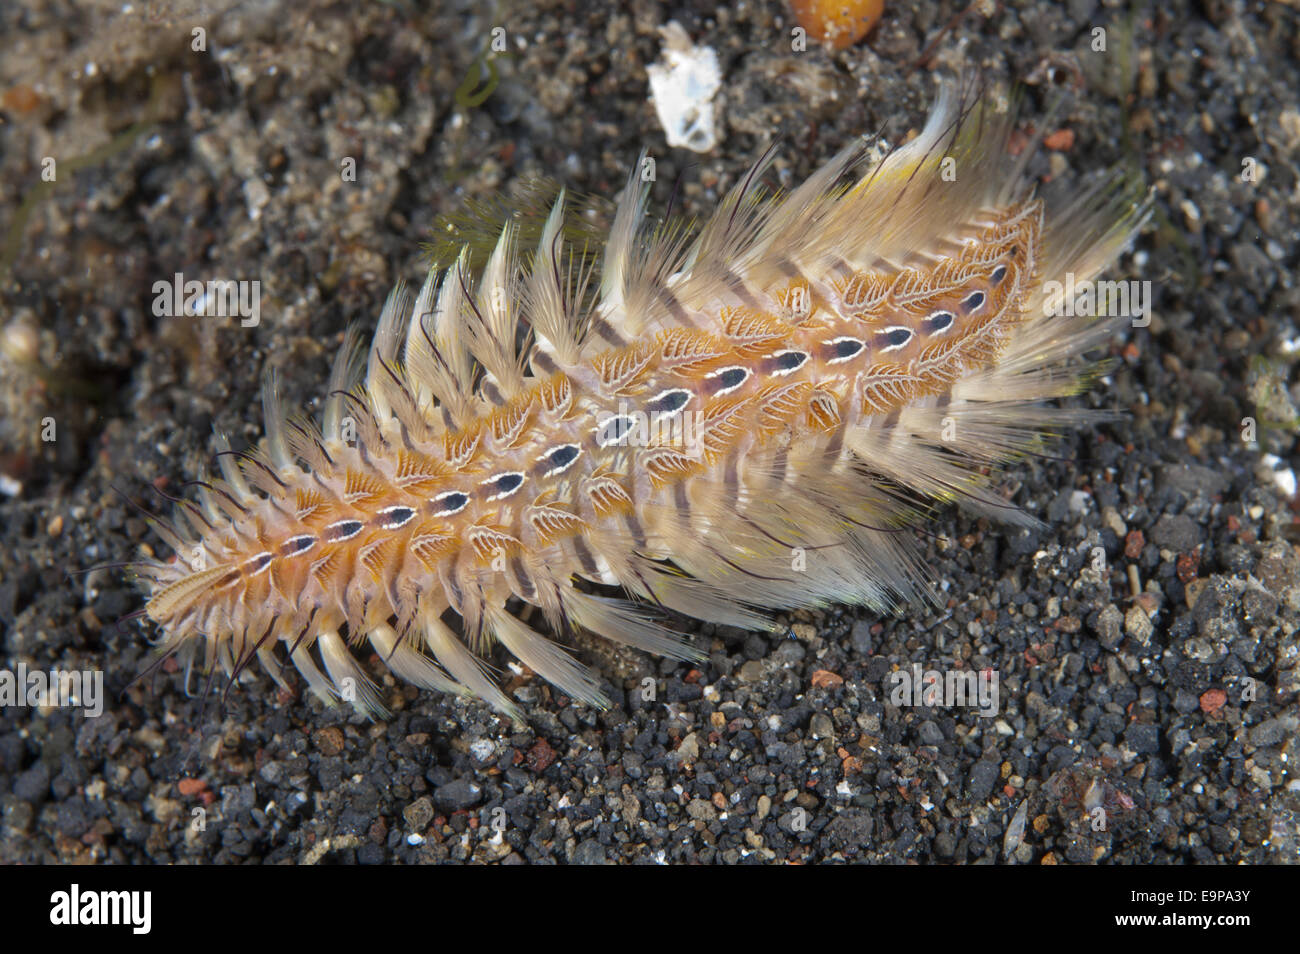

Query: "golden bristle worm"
<box><xmin>128</xmin><ymin>74</ymin><xmax>1149</xmax><ymax>723</ymax></box>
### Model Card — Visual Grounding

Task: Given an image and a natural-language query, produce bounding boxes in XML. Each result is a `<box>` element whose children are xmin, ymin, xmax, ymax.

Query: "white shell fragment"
<box><xmin>647</xmin><ymin>21</ymin><xmax>722</xmax><ymax>153</ymax></box>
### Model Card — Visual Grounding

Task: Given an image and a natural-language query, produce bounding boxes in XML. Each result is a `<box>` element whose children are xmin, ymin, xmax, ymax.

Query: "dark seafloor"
<box><xmin>0</xmin><ymin>0</ymin><xmax>1298</xmax><ymax>865</ymax></box>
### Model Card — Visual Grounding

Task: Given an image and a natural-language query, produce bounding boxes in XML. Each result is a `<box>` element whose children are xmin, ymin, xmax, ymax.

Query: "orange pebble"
<box><xmin>177</xmin><ymin>777</ymin><xmax>207</xmax><ymax>797</ymax></box>
<box><xmin>811</xmin><ymin>669</ymin><xmax>845</xmax><ymax>688</ymax></box>
<box><xmin>1199</xmin><ymin>689</ymin><xmax>1227</xmax><ymax>715</ymax></box>
<box><xmin>790</xmin><ymin>0</ymin><xmax>885</xmax><ymax>51</ymax></box>
<box><xmin>1043</xmin><ymin>128</ymin><xmax>1076</xmax><ymax>151</ymax></box>
<box><xmin>2</xmin><ymin>84</ymin><xmax>41</xmax><ymax>113</ymax></box>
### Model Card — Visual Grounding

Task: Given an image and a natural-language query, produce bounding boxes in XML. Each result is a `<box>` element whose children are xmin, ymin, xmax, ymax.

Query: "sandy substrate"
<box><xmin>0</xmin><ymin>0</ymin><xmax>1297</xmax><ymax>863</ymax></box>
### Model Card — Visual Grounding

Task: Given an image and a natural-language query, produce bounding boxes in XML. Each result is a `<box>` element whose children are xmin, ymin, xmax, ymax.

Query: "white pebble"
<box><xmin>647</xmin><ymin>22</ymin><xmax>722</xmax><ymax>153</ymax></box>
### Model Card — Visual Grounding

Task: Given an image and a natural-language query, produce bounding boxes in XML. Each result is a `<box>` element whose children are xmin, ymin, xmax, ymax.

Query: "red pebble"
<box><xmin>1200</xmin><ymin>689</ymin><xmax>1226</xmax><ymax>715</ymax></box>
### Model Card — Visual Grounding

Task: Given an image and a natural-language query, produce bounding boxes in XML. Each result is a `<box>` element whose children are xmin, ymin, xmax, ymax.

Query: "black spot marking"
<box><xmin>925</xmin><ymin>311</ymin><xmax>955</xmax><ymax>334</ymax></box>
<box><xmin>245</xmin><ymin>552</ymin><xmax>274</xmax><ymax>574</ymax></box>
<box><xmin>990</xmin><ymin>264</ymin><xmax>1008</xmax><ymax>285</ymax></box>
<box><xmin>647</xmin><ymin>388</ymin><xmax>692</xmax><ymax>416</ymax></box>
<box><xmin>877</xmin><ymin>327</ymin><xmax>914</xmax><ymax>351</ymax></box>
<box><xmin>960</xmin><ymin>290</ymin><xmax>986</xmax><ymax>313</ymax></box>
<box><xmin>825</xmin><ymin>337</ymin><xmax>864</xmax><ymax>362</ymax></box>
<box><xmin>322</xmin><ymin>520</ymin><xmax>363</xmax><ymax>543</ymax></box>
<box><xmin>378</xmin><ymin>505</ymin><xmax>416</xmax><ymax>529</ymax></box>
<box><xmin>432</xmin><ymin>492</ymin><xmax>469</xmax><ymax>516</ymax></box>
<box><xmin>280</xmin><ymin>534</ymin><xmax>317</xmax><ymax>556</ymax></box>
<box><xmin>596</xmin><ymin>414</ymin><xmax>636</xmax><ymax>447</ymax></box>
<box><xmin>540</xmin><ymin>443</ymin><xmax>581</xmax><ymax>477</ymax></box>
<box><xmin>708</xmin><ymin>365</ymin><xmax>750</xmax><ymax>394</ymax></box>
<box><xmin>770</xmin><ymin>350</ymin><xmax>809</xmax><ymax>375</ymax></box>
<box><xmin>482</xmin><ymin>471</ymin><xmax>525</xmax><ymax>500</ymax></box>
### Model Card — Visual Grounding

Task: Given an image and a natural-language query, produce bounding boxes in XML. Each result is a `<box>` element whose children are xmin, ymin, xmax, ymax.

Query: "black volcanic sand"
<box><xmin>0</xmin><ymin>0</ymin><xmax>1297</xmax><ymax>864</ymax></box>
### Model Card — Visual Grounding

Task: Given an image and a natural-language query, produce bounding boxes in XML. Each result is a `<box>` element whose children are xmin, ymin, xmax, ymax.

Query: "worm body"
<box><xmin>136</xmin><ymin>79</ymin><xmax>1148</xmax><ymax>720</ymax></box>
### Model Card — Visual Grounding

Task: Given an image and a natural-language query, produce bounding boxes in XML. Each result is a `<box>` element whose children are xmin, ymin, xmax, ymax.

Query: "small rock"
<box><xmin>774</xmin><ymin>641</ymin><xmax>806</xmax><ymax>664</ymax></box>
<box><xmin>673</xmin><ymin>732</ymin><xmax>700</xmax><ymax>765</ymax></box>
<box><xmin>1124</xmin><ymin>721</ymin><xmax>1161</xmax><ymax>755</ymax></box>
<box><xmin>1003</xmin><ymin>800</ymin><xmax>1029</xmax><ymax>857</ymax></box>
<box><xmin>687</xmin><ymin>798</ymin><xmax>717</xmax><ymax>822</ymax></box>
<box><xmin>791</xmin><ymin>623</ymin><xmax>817</xmax><ymax>641</ymax></box>
<box><xmin>933</xmin><ymin>831</ymin><xmax>956</xmax><ymax>858</ymax></box>
<box><xmin>403</xmin><ymin>796</ymin><xmax>434</xmax><ymax>832</ymax></box>
<box><xmin>1043</xmin><ymin>128</ymin><xmax>1075</xmax><ymax>150</ymax></box>
<box><xmin>314</xmin><ymin>727</ymin><xmax>344</xmax><ymax>757</ymax></box>
<box><xmin>811</xmin><ymin>669</ymin><xmax>844</xmax><ymax>689</ymax></box>
<box><xmin>1124</xmin><ymin>606</ymin><xmax>1154</xmax><ymax>644</ymax></box>
<box><xmin>1249</xmin><ymin>719</ymin><xmax>1286</xmax><ymax>748</ymax></box>
<box><xmin>849</xmin><ymin>619</ymin><xmax>874</xmax><ymax>655</ymax></box>
<box><xmin>823</xmin><ymin>808</ymin><xmax>874</xmax><ymax>849</ymax></box>
<box><xmin>1199</xmin><ymin>689</ymin><xmax>1227</xmax><ymax>715</ymax></box>
<box><xmin>738</xmin><ymin>660</ymin><xmax>765</xmax><ymax>682</ymax></box>
<box><xmin>12</xmin><ymin>763</ymin><xmax>50</xmax><ymax>804</ymax></box>
<box><xmin>433</xmin><ymin>778</ymin><xmax>483</xmax><ymax>813</ymax></box>
<box><xmin>571</xmin><ymin>839</ymin><xmax>609</xmax><ymax>864</ymax></box>
<box><xmin>967</xmin><ymin>759</ymin><xmax>999</xmax><ymax>802</ymax></box>
<box><xmin>809</xmin><ymin>713</ymin><xmax>834</xmax><ymax>739</ymax></box>
<box><xmin>527</xmin><ymin>738</ymin><xmax>557</xmax><ymax>773</ymax></box>
<box><xmin>1094</xmin><ymin>604</ymin><xmax>1124</xmax><ymax>649</ymax></box>
<box><xmin>1159</xmin><ymin>463</ymin><xmax>1229</xmax><ymax>501</ymax></box>
<box><xmin>1124</xmin><ymin>530</ymin><xmax>1145</xmax><ymax>559</ymax></box>
<box><xmin>1150</xmin><ymin>513</ymin><xmax>1201</xmax><ymax>551</ymax></box>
